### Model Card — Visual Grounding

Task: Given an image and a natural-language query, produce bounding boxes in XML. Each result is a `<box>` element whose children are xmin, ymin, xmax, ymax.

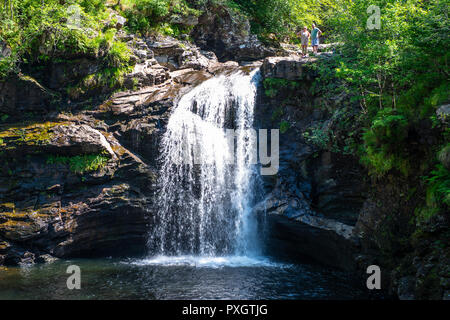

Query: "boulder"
<box><xmin>261</xmin><ymin>56</ymin><xmax>318</xmax><ymax>81</ymax></box>
<box><xmin>48</xmin><ymin>124</ymin><xmax>116</xmax><ymax>158</ymax></box>
<box><xmin>147</xmin><ymin>36</ymin><xmax>217</xmax><ymax>71</ymax></box>
<box><xmin>0</xmin><ymin>75</ymin><xmax>55</xmax><ymax>115</ymax></box>
<box><xmin>123</xmin><ymin>59</ymin><xmax>170</xmax><ymax>89</ymax></box>
<box><xmin>436</xmin><ymin>104</ymin><xmax>450</xmax><ymax>124</ymax></box>
<box><xmin>170</xmin><ymin>14</ymin><xmax>199</xmax><ymax>26</ymax></box>
<box><xmin>147</xmin><ymin>37</ymin><xmax>186</xmax><ymax>70</ymax></box>
<box><xmin>171</xmin><ymin>68</ymin><xmax>212</xmax><ymax>86</ymax></box>
<box><xmin>233</xmin><ymin>35</ymin><xmax>277</xmax><ymax>61</ymax></box>
<box><xmin>0</xmin><ymin>40</ymin><xmax>11</xmax><ymax>58</ymax></box>
<box><xmin>191</xmin><ymin>5</ymin><xmax>275</xmax><ymax>61</ymax></box>
<box><xmin>112</xmin><ymin>13</ymin><xmax>127</xmax><ymax>29</ymax></box>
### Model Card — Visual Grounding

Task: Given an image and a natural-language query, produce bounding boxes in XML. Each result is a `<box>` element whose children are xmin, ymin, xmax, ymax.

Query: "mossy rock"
<box><xmin>0</xmin><ymin>121</ymin><xmax>67</xmax><ymax>150</ymax></box>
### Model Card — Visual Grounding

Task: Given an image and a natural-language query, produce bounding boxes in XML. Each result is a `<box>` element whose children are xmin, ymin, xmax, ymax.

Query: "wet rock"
<box><xmin>0</xmin><ymin>109</ymin><xmax>160</xmax><ymax>266</ymax></box>
<box><xmin>110</xmin><ymin>13</ymin><xmax>127</xmax><ymax>30</ymax></box>
<box><xmin>443</xmin><ymin>291</ymin><xmax>450</xmax><ymax>300</ymax></box>
<box><xmin>36</xmin><ymin>253</ymin><xmax>58</xmax><ymax>264</ymax></box>
<box><xmin>309</xmin><ymin>152</ymin><xmax>368</xmax><ymax>224</ymax></box>
<box><xmin>233</xmin><ymin>35</ymin><xmax>277</xmax><ymax>61</ymax></box>
<box><xmin>263</xmin><ymin>211</ymin><xmax>358</xmax><ymax>271</ymax></box>
<box><xmin>171</xmin><ymin>69</ymin><xmax>212</xmax><ymax>86</ymax></box>
<box><xmin>0</xmin><ymin>241</ymin><xmax>34</xmax><ymax>266</ymax></box>
<box><xmin>0</xmin><ymin>152</ymin><xmax>155</xmax><ymax>265</ymax></box>
<box><xmin>147</xmin><ymin>37</ymin><xmax>187</xmax><ymax>70</ymax></box>
<box><xmin>19</xmin><ymin>251</ymin><xmax>36</xmax><ymax>265</ymax></box>
<box><xmin>100</xmin><ymin>80</ymin><xmax>174</xmax><ymax>117</ymax></box>
<box><xmin>255</xmin><ymin>184</ymin><xmax>358</xmax><ymax>271</ymax></box>
<box><xmin>46</xmin><ymin>182</ymin><xmax>152</xmax><ymax>258</ymax></box>
<box><xmin>208</xmin><ymin>60</ymin><xmax>239</xmax><ymax>74</ymax></box>
<box><xmin>254</xmin><ymin>54</ymin><xmax>368</xmax><ymax>272</ymax></box>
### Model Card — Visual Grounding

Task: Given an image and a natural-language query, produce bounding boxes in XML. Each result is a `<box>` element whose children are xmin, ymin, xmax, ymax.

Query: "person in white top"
<box><xmin>299</xmin><ymin>26</ymin><xmax>310</xmax><ymax>57</ymax></box>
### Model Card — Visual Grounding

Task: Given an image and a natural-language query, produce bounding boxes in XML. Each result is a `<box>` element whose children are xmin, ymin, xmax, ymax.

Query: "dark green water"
<box><xmin>0</xmin><ymin>255</ymin><xmax>379</xmax><ymax>299</ymax></box>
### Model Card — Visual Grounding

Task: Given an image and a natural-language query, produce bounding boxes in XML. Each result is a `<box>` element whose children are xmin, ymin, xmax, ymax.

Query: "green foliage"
<box><xmin>426</xmin><ymin>164</ymin><xmax>450</xmax><ymax>207</ymax></box>
<box><xmin>312</xmin><ymin>0</ymin><xmax>449</xmax><ymax>179</ymax></box>
<box><xmin>263</xmin><ymin>78</ymin><xmax>299</xmax><ymax>98</ymax></box>
<box><xmin>79</xmin><ymin>0</ymin><xmax>107</xmax><ymax>14</ymax></box>
<box><xmin>0</xmin><ymin>0</ymin><xmax>132</xmax><ymax>80</ymax></box>
<box><xmin>271</xmin><ymin>107</ymin><xmax>284</xmax><ymax>121</ymax></box>
<box><xmin>122</xmin><ymin>0</ymin><xmax>333</xmax><ymax>41</ymax></box>
<box><xmin>231</xmin><ymin>0</ymin><xmax>335</xmax><ymax>42</ymax></box>
<box><xmin>279</xmin><ymin>120</ymin><xmax>290</xmax><ymax>134</ymax></box>
<box><xmin>46</xmin><ymin>154</ymin><xmax>109</xmax><ymax>174</ymax></box>
<box><xmin>415</xmin><ymin>162</ymin><xmax>450</xmax><ymax>225</ymax></box>
<box><xmin>329</xmin><ymin>0</ymin><xmax>448</xmax><ymax>116</ymax></box>
<box><xmin>106</xmin><ymin>39</ymin><xmax>132</xmax><ymax>69</ymax></box>
<box><xmin>0</xmin><ymin>114</ymin><xmax>9</xmax><ymax>123</ymax></box>
<box><xmin>124</xmin><ymin>0</ymin><xmax>201</xmax><ymax>36</ymax></box>
<box><xmin>303</xmin><ymin>126</ymin><xmax>331</xmax><ymax>150</ymax></box>
<box><xmin>361</xmin><ymin>108</ymin><xmax>410</xmax><ymax>176</ymax></box>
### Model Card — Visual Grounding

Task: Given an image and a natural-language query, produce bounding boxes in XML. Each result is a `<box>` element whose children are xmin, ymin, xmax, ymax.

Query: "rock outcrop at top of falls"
<box><xmin>191</xmin><ymin>4</ymin><xmax>279</xmax><ymax>62</ymax></box>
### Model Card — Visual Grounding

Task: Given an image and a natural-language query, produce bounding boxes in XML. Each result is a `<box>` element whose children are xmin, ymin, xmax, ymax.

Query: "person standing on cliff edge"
<box><xmin>311</xmin><ymin>23</ymin><xmax>322</xmax><ymax>54</ymax></box>
<box><xmin>299</xmin><ymin>26</ymin><xmax>310</xmax><ymax>58</ymax></box>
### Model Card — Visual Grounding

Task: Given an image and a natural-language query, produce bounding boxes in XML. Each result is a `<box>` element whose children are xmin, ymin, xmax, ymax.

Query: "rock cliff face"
<box><xmin>256</xmin><ymin>55</ymin><xmax>449</xmax><ymax>299</ymax></box>
<box><xmin>255</xmin><ymin>55</ymin><xmax>367</xmax><ymax>271</ymax></box>
<box><xmin>0</xmin><ymin>6</ymin><xmax>262</xmax><ymax>266</ymax></box>
<box><xmin>0</xmin><ymin>29</ymin><xmax>242</xmax><ymax>266</ymax></box>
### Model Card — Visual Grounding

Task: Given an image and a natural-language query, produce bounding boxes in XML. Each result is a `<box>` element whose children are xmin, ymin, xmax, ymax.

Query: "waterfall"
<box><xmin>149</xmin><ymin>68</ymin><xmax>262</xmax><ymax>257</ymax></box>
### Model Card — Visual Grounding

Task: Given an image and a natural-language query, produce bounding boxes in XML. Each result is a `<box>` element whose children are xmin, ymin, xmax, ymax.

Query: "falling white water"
<box><xmin>149</xmin><ymin>68</ymin><xmax>262</xmax><ymax>257</ymax></box>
